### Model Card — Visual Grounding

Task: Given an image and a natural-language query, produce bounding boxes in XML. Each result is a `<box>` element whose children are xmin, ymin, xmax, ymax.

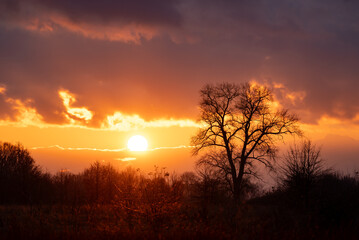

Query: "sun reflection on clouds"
<box><xmin>30</xmin><ymin>144</ymin><xmax>195</xmax><ymax>152</ymax></box>
<box><xmin>0</xmin><ymin>86</ymin><xmax>6</xmax><ymax>94</ymax></box>
<box><xmin>250</xmin><ymin>79</ymin><xmax>307</xmax><ymax>107</ymax></box>
<box><xmin>0</xmin><ymin>95</ymin><xmax>44</xmax><ymax>127</ymax></box>
<box><xmin>102</xmin><ymin>112</ymin><xmax>201</xmax><ymax>131</ymax></box>
<box><xmin>2</xmin><ymin>83</ymin><xmax>359</xmax><ymax>151</ymax></box>
<box><xmin>115</xmin><ymin>157</ymin><xmax>137</xmax><ymax>162</ymax></box>
<box><xmin>0</xmin><ymin>87</ymin><xmax>200</xmax><ymax>132</ymax></box>
<box><xmin>272</xmin><ymin>83</ymin><xmax>306</xmax><ymax>106</ymax></box>
<box><xmin>59</xmin><ymin>90</ymin><xmax>93</xmax><ymax>122</ymax></box>
<box><xmin>300</xmin><ymin>115</ymin><xmax>359</xmax><ymax>141</ymax></box>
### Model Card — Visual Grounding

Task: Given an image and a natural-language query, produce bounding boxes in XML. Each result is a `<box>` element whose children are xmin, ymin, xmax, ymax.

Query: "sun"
<box><xmin>127</xmin><ymin>135</ymin><xmax>148</xmax><ymax>151</ymax></box>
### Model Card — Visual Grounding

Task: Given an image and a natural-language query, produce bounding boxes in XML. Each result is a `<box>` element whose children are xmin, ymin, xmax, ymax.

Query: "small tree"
<box><xmin>191</xmin><ymin>82</ymin><xmax>300</xmax><ymax>203</ymax></box>
<box><xmin>82</xmin><ymin>161</ymin><xmax>120</xmax><ymax>204</ymax></box>
<box><xmin>279</xmin><ymin>140</ymin><xmax>326</xmax><ymax>206</ymax></box>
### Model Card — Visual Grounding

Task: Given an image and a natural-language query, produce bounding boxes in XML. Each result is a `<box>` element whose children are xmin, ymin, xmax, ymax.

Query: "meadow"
<box><xmin>1</xmin><ymin>143</ymin><xmax>358</xmax><ymax>239</ymax></box>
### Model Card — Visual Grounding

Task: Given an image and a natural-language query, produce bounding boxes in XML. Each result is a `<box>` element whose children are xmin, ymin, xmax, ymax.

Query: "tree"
<box><xmin>279</xmin><ymin>140</ymin><xmax>326</xmax><ymax>206</ymax></box>
<box><xmin>191</xmin><ymin>82</ymin><xmax>300</xmax><ymax>203</ymax></box>
<box><xmin>0</xmin><ymin>142</ymin><xmax>44</xmax><ymax>203</ymax></box>
<box><xmin>82</xmin><ymin>161</ymin><xmax>120</xmax><ymax>203</ymax></box>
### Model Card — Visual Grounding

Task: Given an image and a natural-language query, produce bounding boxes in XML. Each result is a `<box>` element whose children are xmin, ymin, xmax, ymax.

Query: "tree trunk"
<box><xmin>233</xmin><ymin>177</ymin><xmax>242</xmax><ymax>205</ymax></box>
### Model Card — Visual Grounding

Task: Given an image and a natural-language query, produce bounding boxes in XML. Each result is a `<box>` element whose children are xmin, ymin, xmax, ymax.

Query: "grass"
<box><xmin>1</xmin><ymin>201</ymin><xmax>358</xmax><ymax>240</ymax></box>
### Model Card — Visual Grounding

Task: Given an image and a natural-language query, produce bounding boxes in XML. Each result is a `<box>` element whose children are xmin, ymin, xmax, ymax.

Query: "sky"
<box><xmin>0</xmin><ymin>0</ymin><xmax>359</xmax><ymax>176</ymax></box>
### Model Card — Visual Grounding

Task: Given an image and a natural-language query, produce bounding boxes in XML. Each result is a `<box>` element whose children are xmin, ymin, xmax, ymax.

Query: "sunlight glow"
<box><xmin>59</xmin><ymin>90</ymin><xmax>93</xmax><ymax>122</ymax></box>
<box><xmin>127</xmin><ymin>135</ymin><xmax>148</xmax><ymax>152</ymax></box>
<box><xmin>0</xmin><ymin>86</ymin><xmax>6</xmax><ymax>94</ymax></box>
<box><xmin>103</xmin><ymin>112</ymin><xmax>201</xmax><ymax>131</ymax></box>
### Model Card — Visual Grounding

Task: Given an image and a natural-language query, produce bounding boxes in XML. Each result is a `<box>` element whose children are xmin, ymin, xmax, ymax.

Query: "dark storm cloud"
<box><xmin>183</xmin><ymin>0</ymin><xmax>359</xmax><ymax>122</ymax></box>
<box><xmin>34</xmin><ymin>0</ymin><xmax>181</xmax><ymax>26</ymax></box>
<box><xmin>0</xmin><ymin>0</ymin><xmax>181</xmax><ymax>26</ymax></box>
<box><xmin>0</xmin><ymin>0</ymin><xmax>359</xmax><ymax>125</ymax></box>
<box><xmin>0</xmin><ymin>0</ymin><xmax>182</xmax><ymax>42</ymax></box>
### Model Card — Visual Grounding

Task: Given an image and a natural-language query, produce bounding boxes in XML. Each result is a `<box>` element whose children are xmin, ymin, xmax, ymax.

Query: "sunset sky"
<box><xmin>1</xmin><ymin>0</ymin><xmax>359</xmax><ymax>175</ymax></box>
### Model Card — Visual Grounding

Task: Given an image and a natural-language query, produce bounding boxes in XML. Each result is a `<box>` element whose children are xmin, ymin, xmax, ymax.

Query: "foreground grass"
<box><xmin>1</xmin><ymin>201</ymin><xmax>358</xmax><ymax>240</ymax></box>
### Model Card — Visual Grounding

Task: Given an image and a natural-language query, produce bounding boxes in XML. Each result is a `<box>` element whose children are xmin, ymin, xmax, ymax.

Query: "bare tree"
<box><xmin>279</xmin><ymin>140</ymin><xmax>326</xmax><ymax>206</ymax></box>
<box><xmin>82</xmin><ymin>161</ymin><xmax>120</xmax><ymax>203</ymax></box>
<box><xmin>191</xmin><ymin>82</ymin><xmax>301</xmax><ymax>203</ymax></box>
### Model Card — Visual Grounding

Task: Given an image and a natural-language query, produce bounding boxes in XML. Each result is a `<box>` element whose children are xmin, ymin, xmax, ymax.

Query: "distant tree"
<box><xmin>0</xmin><ymin>142</ymin><xmax>43</xmax><ymax>204</ymax></box>
<box><xmin>53</xmin><ymin>170</ymin><xmax>83</xmax><ymax>205</ymax></box>
<box><xmin>138</xmin><ymin>169</ymin><xmax>183</xmax><ymax>234</ymax></box>
<box><xmin>82</xmin><ymin>161</ymin><xmax>120</xmax><ymax>203</ymax></box>
<box><xmin>114</xmin><ymin>167</ymin><xmax>183</xmax><ymax>234</ymax></box>
<box><xmin>180</xmin><ymin>171</ymin><xmax>199</xmax><ymax>199</ymax></box>
<box><xmin>191</xmin><ymin>82</ymin><xmax>300</xmax><ymax>204</ymax></box>
<box><xmin>115</xmin><ymin>167</ymin><xmax>142</xmax><ymax>230</ymax></box>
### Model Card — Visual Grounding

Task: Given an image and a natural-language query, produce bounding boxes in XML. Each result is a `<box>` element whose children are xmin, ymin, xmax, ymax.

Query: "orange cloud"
<box><xmin>0</xmin><ymin>86</ymin><xmax>200</xmax><ymax>139</ymax></box>
<box><xmin>300</xmin><ymin>115</ymin><xmax>359</xmax><ymax>141</ymax></box>
<box><xmin>30</xmin><ymin>145</ymin><xmax>126</xmax><ymax>152</ymax></box>
<box><xmin>272</xmin><ymin>82</ymin><xmax>306</xmax><ymax>106</ymax></box>
<box><xmin>8</xmin><ymin>99</ymin><xmax>44</xmax><ymax>126</ymax></box>
<box><xmin>116</xmin><ymin>157</ymin><xmax>137</xmax><ymax>161</ymax></box>
<box><xmin>251</xmin><ymin>80</ymin><xmax>307</xmax><ymax>107</ymax></box>
<box><xmin>30</xmin><ymin>144</ymin><xmax>194</xmax><ymax>153</ymax></box>
<box><xmin>0</xmin><ymin>86</ymin><xmax>6</xmax><ymax>94</ymax></box>
<box><xmin>1</xmin><ymin>87</ymin><xmax>200</xmax><ymax>131</ymax></box>
<box><xmin>59</xmin><ymin>90</ymin><xmax>93</xmax><ymax>122</ymax></box>
<box><xmin>102</xmin><ymin>112</ymin><xmax>201</xmax><ymax>131</ymax></box>
<box><xmin>0</xmin><ymin>91</ymin><xmax>44</xmax><ymax>127</ymax></box>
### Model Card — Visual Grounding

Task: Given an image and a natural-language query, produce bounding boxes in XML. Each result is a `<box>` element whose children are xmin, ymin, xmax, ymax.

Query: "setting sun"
<box><xmin>127</xmin><ymin>135</ymin><xmax>148</xmax><ymax>151</ymax></box>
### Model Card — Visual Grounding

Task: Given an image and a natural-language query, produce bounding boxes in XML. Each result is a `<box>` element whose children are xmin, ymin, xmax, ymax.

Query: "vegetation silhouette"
<box><xmin>191</xmin><ymin>82</ymin><xmax>301</xmax><ymax>204</ymax></box>
<box><xmin>0</xmin><ymin>83</ymin><xmax>359</xmax><ymax>239</ymax></box>
<box><xmin>278</xmin><ymin>140</ymin><xmax>328</xmax><ymax>208</ymax></box>
<box><xmin>0</xmin><ymin>142</ymin><xmax>52</xmax><ymax>205</ymax></box>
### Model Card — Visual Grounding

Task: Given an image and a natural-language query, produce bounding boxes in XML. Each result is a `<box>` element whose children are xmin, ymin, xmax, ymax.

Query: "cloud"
<box><xmin>0</xmin><ymin>86</ymin><xmax>44</xmax><ymax>126</ymax></box>
<box><xmin>148</xmin><ymin>145</ymin><xmax>195</xmax><ymax>151</ymax></box>
<box><xmin>300</xmin><ymin>115</ymin><xmax>359</xmax><ymax>142</ymax></box>
<box><xmin>30</xmin><ymin>145</ymin><xmax>126</xmax><ymax>152</ymax></box>
<box><xmin>116</xmin><ymin>157</ymin><xmax>136</xmax><ymax>161</ymax></box>
<box><xmin>249</xmin><ymin>80</ymin><xmax>307</xmax><ymax>112</ymax></box>
<box><xmin>4</xmin><ymin>98</ymin><xmax>44</xmax><ymax>126</ymax></box>
<box><xmin>59</xmin><ymin>90</ymin><xmax>93</xmax><ymax>122</ymax></box>
<box><xmin>0</xmin><ymin>86</ymin><xmax>6</xmax><ymax>94</ymax></box>
<box><xmin>271</xmin><ymin>82</ymin><xmax>306</xmax><ymax>106</ymax></box>
<box><xmin>1</xmin><ymin>0</ymin><xmax>359</xmax><ymax>127</ymax></box>
<box><xmin>30</xmin><ymin>144</ymin><xmax>195</xmax><ymax>152</ymax></box>
<box><xmin>103</xmin><ymin>112</ymin><xmax>201</xmax><ymax>131</ymax></box>
<box><xmin>0</xmin><ymin>0</ymin><xmax>182</xmax><ymax>43</ymax></box>
<box><xmin>0</xmin><ymin>86</ymin><xmax>15</xmax><ymax>120</ymax></box>
<box><xmin>0</xmin><ymin>86</ymin><xmax>200</xmax><ymax>131</ymax></box>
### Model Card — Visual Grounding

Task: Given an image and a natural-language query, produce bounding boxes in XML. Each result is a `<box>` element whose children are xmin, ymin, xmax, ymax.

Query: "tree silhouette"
<box><xmin>82</xmin><ymin>161</ymin><xmax>120</xmax><ymax>204</ymax></box>
<box><xmin>0</xmin><ymin>142</ymin><xmax>43</xmax><ymax>204</ymax></box>
<box><xmin>191</xmin><ymin>82</ymin><xmax>300</xmax><ymax>203</ymax></box>
<box><xmin>279</xmin><ymin>140</ymin><xmax>326</xmax><ymax>207</ymax></box>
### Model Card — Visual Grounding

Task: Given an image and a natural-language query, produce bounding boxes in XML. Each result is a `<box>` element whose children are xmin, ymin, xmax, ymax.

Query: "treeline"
<box><xmin>1</xmin><ymin>142</ymin><xmax>359</xmax><ymax>239</ymax></box>
<box><xmin>0</xmin><ymin>142</ymin><xmax>52</xmax><ymax>204</ymax></box>
<box><xmin>0</xmin><ymin>142</ymin><xmax>241</xmax><ymax>207</ymax></box>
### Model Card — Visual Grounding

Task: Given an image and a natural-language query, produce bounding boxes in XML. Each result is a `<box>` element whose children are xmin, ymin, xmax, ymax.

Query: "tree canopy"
<box><xmin>192</xmin><ymin>82</ymin><xmax>301</xmax><ymax>203</ymax></box>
